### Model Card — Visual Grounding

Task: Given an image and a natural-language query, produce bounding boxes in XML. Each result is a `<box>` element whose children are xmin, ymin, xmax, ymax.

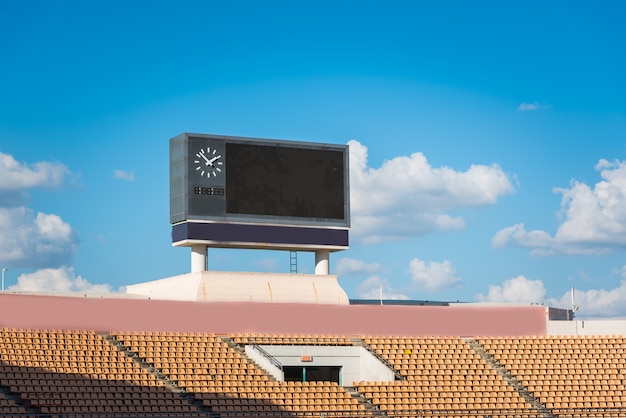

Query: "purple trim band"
<box><xmin>172</xmin><ymin>222</ymin><xmax>349</xmax><ymax>249</ymax></box>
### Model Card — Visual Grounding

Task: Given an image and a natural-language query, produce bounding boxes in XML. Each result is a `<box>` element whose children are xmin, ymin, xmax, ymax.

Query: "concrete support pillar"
<box><xmin>191</xmin><ymin>245</ymin><xmax>207</xmax><ymax>272</ymax></box>
<box><xmin>315</xmin><ymin>250</ymin><xmax>330</xmax><ymax>275</ymax></box>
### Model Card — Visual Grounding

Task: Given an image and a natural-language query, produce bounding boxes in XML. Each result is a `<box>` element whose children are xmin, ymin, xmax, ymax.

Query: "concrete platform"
<box><xmin>124</xmin><ymin>271</ymin><xmax>350</xmax><ymax>305</ymax></box>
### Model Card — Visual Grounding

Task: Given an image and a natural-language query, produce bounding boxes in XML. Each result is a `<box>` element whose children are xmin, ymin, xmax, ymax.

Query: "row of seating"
<box><xmin>230</xmin><ymin>332</ymin><xmax>354</xmax><ymax>346</ymax></box>
<box><xmin>1</xmin><ymin>327</ymin><xmax>625</xmax><ymax>417</ymax></box>
<box><xmin>477</xmin><ymin>336</ymin><xmax>626</xmax><ymax>412</ymax></box>
<box><xmin>484</xmin><ymin>335</ymin><xmax>623</xmax><ymax>344</ymax></box>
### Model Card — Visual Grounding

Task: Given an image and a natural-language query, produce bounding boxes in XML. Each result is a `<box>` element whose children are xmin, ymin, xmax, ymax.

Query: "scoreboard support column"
<box><xmin>315</xmin><ymin>250</ymin><xmax>330</xmax><ymax>275</ymax></box>
<box><xmin>191</xmin><ymin>244</ymin><xmax>207</xmax><ymax>272</ymax></box>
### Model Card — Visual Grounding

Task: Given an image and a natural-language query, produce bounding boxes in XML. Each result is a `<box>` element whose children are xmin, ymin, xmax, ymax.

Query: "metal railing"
<box><xmin>252</xmin><ymin>343</ymin><xmax>283</xmax><ymax>370</ymax></box>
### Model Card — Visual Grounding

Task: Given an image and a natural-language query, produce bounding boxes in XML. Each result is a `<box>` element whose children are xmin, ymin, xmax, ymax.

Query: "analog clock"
<box><xmin>193</xmin><ymin>145</ymin><xmax>224</xmax><ymax>179</ymax></box>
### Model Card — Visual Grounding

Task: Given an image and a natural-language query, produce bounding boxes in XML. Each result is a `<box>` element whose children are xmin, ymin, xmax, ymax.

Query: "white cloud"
<box><xmin>335</xmin><ymin>257</ymin><xmax>382</xmax><ymax>276</ymax></box>
<box><xmin>114</xmin><ymin>169</ymin><xmax>135</xmax><ymax>181</ymax></box>
<box><xmin>9</xmin><ymin>266</ymin><xmax>113</xmax><ymax>293</ymax></box>
<box><xmin>0</xmin><ymin>151</ymin><xmax>68</xmax><ymax>192</ymax></box>
<box><xmin>492</xmin><ymin>224</ymin><xmax>557</xmax><ymax>253</ymax></box>
<box><xmin>348</xmin><ymin>140</ymin><xmax>514</xmax><ymax>243</ymax></box>
<box><xmin>494</xmin><ymin>159</ymin><xmax>626</xmax><ymax>255</ymax></box>
<box><xmin>0</xmin><ymin>151</ymin><xmax>79</xmax><ymax>270</ymax></box>
<box><xmin>546</xmin><ymin>267</ymin><xmax>626</xmax><ymax>319</ymax></box>
<box><xmin>0</xmin><ymin>151</ymin><xmax>70</xmax><ymax>207</ymax></box>
<box><xmin>476</xmin><ymin>270</ymin><xmax>626</xmax><ymax>318</ymax></box>
<box><xmin>0</xmin><ymin>207</ymin><xmax>78</xmax><ymax>268</ymax></box>
<box><xmin>408</xmin><ymin>258</ymin><xmax>462</xmax><ymax>293</ymax></box>
<box><xmin>356</xmin><ymin>275</ymin><xmax>410</xmax><ymax>300</ymax></box>
<box><xmin>518</xmin><ymin>102</ymin><xmax>539</xmax><ymax>111</ymax></box>
<box><xmin>475</xmin><ymin>275</ymin><xmax>546</xmax><ymax>304</ymax></box>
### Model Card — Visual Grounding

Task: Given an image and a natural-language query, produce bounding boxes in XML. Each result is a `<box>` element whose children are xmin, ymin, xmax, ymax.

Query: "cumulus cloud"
<box><xmin>0</xmin><ymin>151</ymin><xmax>69</xmax><ymax>206</ymax></box>
<box><xmin>348</xmin><ymin>140</ymin><xmax>514</xmax><ymax>243</ymax></box>
<box><xmin>0</xmin><ymin>151</ymin><xmax>68</xmax><ymax>192</ymax></box>
<box><xmin>494</xmin><ymin>159</ymin><xmax>626</xmax><ymax>255</ymax></box>
<box><xmin>408</xmin><ymin>258</ymin><xmax>462</xmax><ymax>293</ymax></box>
<box><xmin>335</xmin><ymin>257</ymin><xmax>382</xmax><ymax>276</ymax></box>
<box><xmin>0</xmin><ymin>207</ymin><xmax>78</xmax><ymax>268</ymax></box>
<box><xmin>9</xmin><ymin>266</ymin><xmax>113</xmax><ymax>293</ymax></box>
<box><xmin>356</xmin><ymin>275</ymin><xmax>410</xmax><ymax>300</ymax></box>
<box><xmin>518</xmin><ymin>102</ymin><xmax>539</xmax><ymax>111</ymax></box>
<box><xmin>492</xmin><ymin>224</ymin><xmax>557</xmax><ymax>253</ymax></box>
<box><xmin>475</xmin><ymin>275</ymin><xmax>547</xmax><ymax>304</ymax></box>
<box><xmin>548</xmin><ymin>286</ymin><xmax>626</xmax><ymax>319</ymax></box>
<box><xmin>477</xmin><ymin>270</ymin><xmax>626</xmax><ymax>318</ymax></box>
<box><xmin>114</xmin><ymin>169</ymin><xmax>135</xmax><ymax>181</ymax></box>
<box><xmin>0</xmin><ymin>151</ymin><xmax>78</xmax><ymax>269</ymax></box>
<box><xmin>546</xmin><ymin>267</ymin><xmax>626</xmax><ymax>319</ymax></box>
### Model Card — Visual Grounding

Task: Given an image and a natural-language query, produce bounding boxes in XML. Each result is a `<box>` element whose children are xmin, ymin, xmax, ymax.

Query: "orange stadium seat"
<box><xmin>0</xmin><ymin>328</ymin><xmax>624</xmax><ymax>417</ymax></box>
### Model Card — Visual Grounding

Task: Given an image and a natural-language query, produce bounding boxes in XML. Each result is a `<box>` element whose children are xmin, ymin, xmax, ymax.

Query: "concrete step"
<box><xmin>465</xmin><ymin>338</ymin><xmax>557</xmax><ymax>418</ymax></box>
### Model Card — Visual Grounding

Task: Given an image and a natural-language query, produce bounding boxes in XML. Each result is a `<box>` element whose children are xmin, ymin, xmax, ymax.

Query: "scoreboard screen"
<box><xmin>225</xmin><ymin>142</ymin><xmax>345</xmax><ymax>220</ymax></box>
<box><xmin>170</xmin><ymin>133</ymin><xmax>350</xmax><ymax>228</ymax></box>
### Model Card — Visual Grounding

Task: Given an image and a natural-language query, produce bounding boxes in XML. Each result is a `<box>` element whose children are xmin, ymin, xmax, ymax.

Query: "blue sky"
<box><xmin>1</xmin><ymin>1</ymin><xmax>625</xmax><ymax>318</ymax></box>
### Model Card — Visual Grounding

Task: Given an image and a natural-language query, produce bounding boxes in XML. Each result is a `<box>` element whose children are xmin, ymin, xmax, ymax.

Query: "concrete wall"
<box><xmin>245</xmin><ymin>346</ymin><xmax>284</xmax><ymax>381</ymax></box>
<box><xmin>256</xmin><ymin>345</ymin><xmax>395</xmax><ymax>386</ymax></box>
<box><xmin>358</xmin><ymin>346</ymin><xmax>396</xmax><ymax>384</ymax></box>
<box><xmin>548</xmin><ymin>319</ymin><xmax>626</xmax><ymax>336</ymax></box>
<box><xmin>0</xmin><ymin>293</ymin><xmax>547</xmax><ymax>337</ymax></box>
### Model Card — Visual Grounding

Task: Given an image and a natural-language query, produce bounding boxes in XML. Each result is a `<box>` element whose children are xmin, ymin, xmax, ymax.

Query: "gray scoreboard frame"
<box><xmin>170</xmin><ymin>133</ymin><xmax>350</xmax><ymax>251</ymax></box>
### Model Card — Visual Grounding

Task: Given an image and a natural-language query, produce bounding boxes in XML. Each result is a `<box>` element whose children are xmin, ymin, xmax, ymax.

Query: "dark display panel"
<box><xmin>225</xmin><ymin>143</ymin><xmax>345</xmax><ymax>220</ymax></box>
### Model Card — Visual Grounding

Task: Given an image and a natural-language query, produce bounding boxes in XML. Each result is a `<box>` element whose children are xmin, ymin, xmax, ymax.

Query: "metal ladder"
<box><xmin>289</xmin><ymin>251</ymin><xmax>298</xmax><ymax>273</ymax></box>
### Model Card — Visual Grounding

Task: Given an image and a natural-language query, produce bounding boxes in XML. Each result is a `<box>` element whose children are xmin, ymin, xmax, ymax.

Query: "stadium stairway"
<box><xmin>222</xmin><ymin>335</ymin><xmax>282</xmax><ymax>383</ymax></box>
<box><xmin>104</xmin><ymin>332</ymin><xmax>215</xmax><ymax>415</ymax></box>
<box><xmin>466</xmin><ymin>338</ymin><xmax>556</xmax><ymax>418</ymax></box>
<box><xmin>347</xmin><ymin>337</ymin><xmax>407</xmax><ymax>417</ymax></box>
<box><xmin>343</xmin><ymin>385</ymin><xmax>387</xmax><ymax>418</ymax></box>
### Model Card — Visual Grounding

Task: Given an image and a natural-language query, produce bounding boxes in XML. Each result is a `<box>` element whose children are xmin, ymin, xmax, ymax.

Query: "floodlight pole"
<box><xmin>1</xmin><ymin>268</ymin><xmax>7</xmax><ymax>291</ymax></box>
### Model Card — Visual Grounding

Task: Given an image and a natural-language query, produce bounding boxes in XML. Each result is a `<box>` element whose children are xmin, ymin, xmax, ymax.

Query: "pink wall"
<box><xmin>0</xmin><ymin>294</ymin><xmax>547</xmax><ymax>337</ymax></box>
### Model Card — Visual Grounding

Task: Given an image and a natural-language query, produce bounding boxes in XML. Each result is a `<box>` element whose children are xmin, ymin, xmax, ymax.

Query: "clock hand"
<box><xmin>207</xmin><ymin>155</ymin><xmax>221</xmax><ymax>166</ymax></box>
<box><xmin>197</xmin><ymin>151</ymin><xmax>211</xmax><ymax>165</ymax></box>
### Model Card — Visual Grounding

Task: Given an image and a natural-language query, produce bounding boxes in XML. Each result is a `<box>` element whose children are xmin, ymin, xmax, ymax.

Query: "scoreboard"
<box><xmin>170</xmin><ymin>133</ymin><xmax>350</xmax><ymax>250</ymax></box>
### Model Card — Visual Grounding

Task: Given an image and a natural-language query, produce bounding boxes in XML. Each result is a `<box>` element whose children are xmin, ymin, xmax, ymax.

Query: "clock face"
<box><xmin>193</xmin><ymin>145</ymin><xmax>224</xmax><ymax>179</ymax></box>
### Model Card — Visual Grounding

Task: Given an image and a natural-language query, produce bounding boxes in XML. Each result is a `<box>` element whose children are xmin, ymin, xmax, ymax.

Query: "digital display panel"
<box><xmin>170</xmin><ymin>133</ymin><xmax>350</xmax><ymax>228</ymax></box>
<box><xmin>225</xmin><ymin>142</ymin><xmax>345</xmax><ymax>220</ymax></box>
